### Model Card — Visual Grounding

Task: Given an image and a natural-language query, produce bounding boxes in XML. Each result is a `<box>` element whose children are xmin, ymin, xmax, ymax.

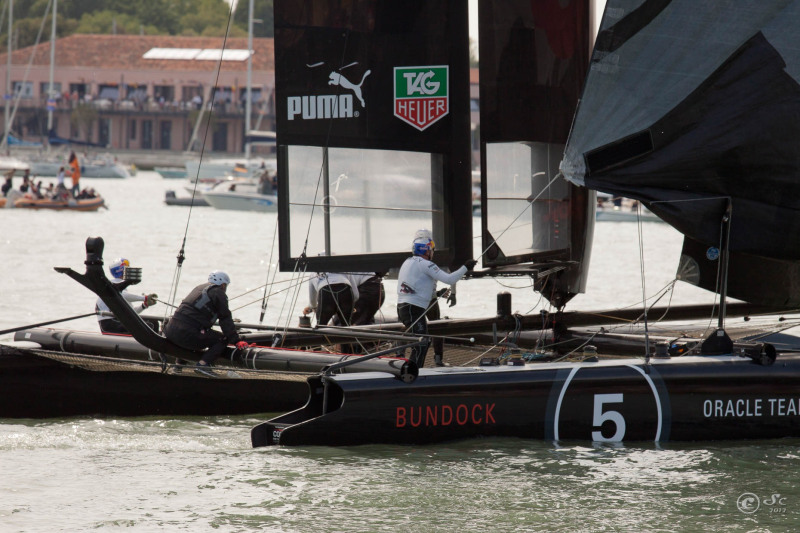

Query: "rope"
<box><xmin>164</xmin><ymin>2</ymin><xmax>237</xmax><ymax>320</ymax></box>
<box><xmin>1</xmin><ymin>0</ymin><xmax>53</xmax><ymax>151</ymax></box>
<box><xmin>0</xmin><ymin>312</ymin><xmax>98</xmax><ymax>336</ymax></box>
<box><xmin>636</xmin><ymin>201</ymin><xmax>652</xmax><ymax>361</ymax></box>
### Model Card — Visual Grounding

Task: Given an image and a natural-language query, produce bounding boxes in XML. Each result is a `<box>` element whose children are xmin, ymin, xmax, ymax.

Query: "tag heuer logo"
<box><xmin>394</xmin><ymin>66</ymin><xmax>449</xmax><ymax>131</ymax></box>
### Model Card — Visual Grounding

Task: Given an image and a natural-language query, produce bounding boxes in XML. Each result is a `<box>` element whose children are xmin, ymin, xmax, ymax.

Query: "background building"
<box><xmin>1</xmin><ymin>34</ymin><xmax>275</xmax><ymax>155</ymax></box>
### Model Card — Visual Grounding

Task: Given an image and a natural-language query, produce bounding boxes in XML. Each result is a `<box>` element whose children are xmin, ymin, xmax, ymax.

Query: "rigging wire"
<box><xmin>165</xmin><ymin>1</ymin><xmax>237</xmax><ymax>316</ymax></box>
<box><xmin>258</xmin><ymin>220</ymin><xmax>281</xmax><ymax>323</ymax></box>
<box><xmin>636</xmin><ymin>201</ymin><xmax>652</xmax><ymax>361</ymax></box>
<box><xmin>476</xmin><ymin>172</ymin><xmax>563</xmax><ymax>262</ymax></box>
<box><xmin>1</xmin><ymin>0</ymin><xmax>52</xmax><ymax>151</ymax></box>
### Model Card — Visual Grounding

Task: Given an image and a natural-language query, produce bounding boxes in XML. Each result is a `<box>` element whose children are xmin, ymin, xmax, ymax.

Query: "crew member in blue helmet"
<box><xmin>96</xmin><ymin>257</ymin><xmax>159</xmax><ymax>334</ymax></box>
<box><xmin>164</xmin><ymin>270</ymin><xmax>249</xmax><ymax>371</ymax></box>
<box><xmin>396</xmin><ymin>233</ymin><xmax>476</xmax><ymax>367</ymax></box>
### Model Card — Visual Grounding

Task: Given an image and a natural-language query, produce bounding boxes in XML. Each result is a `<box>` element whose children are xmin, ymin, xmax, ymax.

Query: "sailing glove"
<box><xmin>447</xmin><ymin>292</ymin><xmax>457</xmax><ymax>307</ymax></box>
<box><xmin>464</xmin><ymin>259</ymin><xmax>478</xmax><ymax>271</ymax></box>
<box><xmin>236</xmin><ymin>341</ymin><xmax>252</xmax><ymax>350</ymax></box>
<box><xmin>143</xmin><ymin>294</ymin><xmax>158</xmax><ymax>308</ymax></box>
<box><xmin>436</xmin><ymin>288</ymin><xmax>449</xmax><ymax>298</ymax></box>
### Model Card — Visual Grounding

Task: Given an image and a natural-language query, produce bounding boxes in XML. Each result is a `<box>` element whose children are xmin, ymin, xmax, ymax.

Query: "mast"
<box><xmin>46</xmin><ymin>0</ymin><xmax>57</xmax><ymax>136</ymax></box>
<box><xmin>701</xmin><ymin>200</ymin><xmax>733</xmax><ymax>355</ymax></box>
<box><xmin>3</xmin><ymin>0</ymin><xmax>12</xmax><ymax>154</ymax></box>
<box><xmin>244</xmin><ymin>0</ymin><xmax>253</xmax><ymax>160</ymax></box>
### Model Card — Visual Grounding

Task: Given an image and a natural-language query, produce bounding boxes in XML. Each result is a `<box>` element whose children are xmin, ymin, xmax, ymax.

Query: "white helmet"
<box><xmin>208</xmin><ymin>270</ymin><xmax>231</xmax><ymax>286</ymax></box>
<box><xmin>414</xmin><ymin>228</ymin><xmax>432</xmax><ymax>241</ymax></box>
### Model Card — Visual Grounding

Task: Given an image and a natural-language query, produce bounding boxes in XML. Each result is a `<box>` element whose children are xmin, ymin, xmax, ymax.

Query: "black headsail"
<box><xmin>274</xmin><ymin>0</ymin><xmax>472</xmax><ymax>274</ymax></box>
<box><xmin>477</xmin><ymin>0</ymin><xmax>593</xmax><ymax>309</ymax></box>
<box><xmin>560</xmin><ymin>0</ymin><xmax>800</xmax><ymax>307</ymax></box>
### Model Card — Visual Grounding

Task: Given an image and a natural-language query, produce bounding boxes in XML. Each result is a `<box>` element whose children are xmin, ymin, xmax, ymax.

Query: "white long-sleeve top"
<box><xmin>307</xmin><ymin>272</ymin><xmax>359</xmax><ymax>308</ymax></box>
<box><xmin>96</xmin><ymin>279</ymin><xmax>147</xmax><ymax>321</ymax></box>
<box><xmin>396</xmin><ymin>256</ymin><xmax>467</xmax><ymax>309</ymax></box>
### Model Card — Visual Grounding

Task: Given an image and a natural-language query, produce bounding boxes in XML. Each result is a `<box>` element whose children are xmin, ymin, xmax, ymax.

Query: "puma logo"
<box><xmin>329</xmin><ymin>70</ymin><xmax>371</xmax><ymax>107</ymax></box>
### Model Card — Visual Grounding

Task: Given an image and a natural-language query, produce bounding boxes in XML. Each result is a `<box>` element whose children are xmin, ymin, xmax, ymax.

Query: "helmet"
<box><xmin>412</xmin><ymin>237</ymin><xmax>434</xmax><ymax>256</ymax></box>
<box><xmin>208</xmin><ymin>270</ymin><xmax>231</xmax><ymax>286</ymax></box>
<box><xmin>414</xmin><ymin>228</ymin><xmax>432</xmax><ymax>241</ymax></box>
<box><xmin>109</xmin><ymin>258</ymin><xmax>130</xmax><ymax>279</ymax></box>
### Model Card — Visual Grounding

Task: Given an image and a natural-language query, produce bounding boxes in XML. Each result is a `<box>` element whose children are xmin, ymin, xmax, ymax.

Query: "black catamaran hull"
<box><xmin>0</xmin><ymin>346</ymin><xmax>308</xmax><ymax>418</ymax></box>
<box><xmin>252</xmin><ymin>354</ymin><xmax>800</xmax><ymax>447</ymax></box>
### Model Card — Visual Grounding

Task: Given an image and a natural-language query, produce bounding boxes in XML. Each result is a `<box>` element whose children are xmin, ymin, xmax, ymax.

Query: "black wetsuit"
<box><xmin>346</xmin><ymin>275</ymin><xmax>385</xmax><ymax>354</ymax></box>
<box><xmin>317</xmin><ymin>284</ymin><xmax>354</xmax><ymax>327</ymax></box>
<box><xmin>164</xmin><ymin>283</ymin><xmax>240</xmax><ymax>365</ymax></box>
<box><xmin>350</xmin><ymin>276</ymin><xmax>385</xmax><ymax>326</ymax></box>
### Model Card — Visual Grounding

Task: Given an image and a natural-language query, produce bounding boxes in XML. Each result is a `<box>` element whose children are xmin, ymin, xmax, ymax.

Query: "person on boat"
<box><xmin>1</xmin><ymin>170</ymin><xmax>12</xmax><ymax>197</ymax></box>
<box><xmin>32</xmin><ymin>180</ymin><xmax>44</xmax><ymax>199</ymax></box>
<box><xmin>303</xmin><ymin>271</ymin><xmax>359</xmax><ymax>329</ymax></box>
<box><xmin>54</xmin><ymin>166</ymin><xmax>69</xmax><ymax>199</ymax></box>
<box><xmin>396</xmin><ymin>234</ymin><xmax>476</xmax><ymax>367</ymax></box>
<box><xmin>67</xmin><ymin>151</ymin><xmax>81</xmax><ymax>197</ymax></box>
<box><xmin>96</xmin><ymin>258</ymin><xmax>159</xmax><ymax>334</ymax></box>
<box><xmin>19</xmin><ymin>174</ymin><xmax>31</xmax><ymax>194</ymax></box>
<box><xmin>164</xmin><ymin>270</ymin><xmax>248</xmax><ymax>371</ymax></box>
<box><xmin>348</xmin><ymin>273</ymin><xmax>385</xmax><ymax>326</ymax></box>
<box><xmin>341</xmin><ymin>272</ymin><xmax>386</xmax><ymax>353</ymax></box>
<box><xmin>413</xmin><ymin>229</ymin><xmax>459</xmax><ymax>367</ymax></box>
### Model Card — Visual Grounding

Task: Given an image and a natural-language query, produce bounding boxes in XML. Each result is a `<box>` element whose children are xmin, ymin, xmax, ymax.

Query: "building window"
<box><xmin>154</xmin><ymin>84</ymin><xmax>174</xmax><ymax>105</ymax></box>
<box><xmin>99</xmin><ymin>118</ymin><xmax>110</xmax><ymax>146</ymax></box>
<box><xmin>40</xmin><ymin>82</ymin><xmax>62</xmax><ymax>100</ymax></box>
<box><xmin>212</xmin><ymin>122</ymin><xmax>228</xmax><ymax>151</ymax></box>
<box><xmin>69</xmin><ymin>83</ymin><xmax>88</xmax><ymax>100</ymax></box>
<box><xmin>12</xmin><ymin>81</ymin><xmax>34</xmax><ymax>99</ymax></box>
<box><xmin>142</xmin><ymin>120</ymin><xmax>153</xmax><ymax>149</ymax></box>
<box><xmin>126</xmin><ymin>85</ymin><xmax>147</xmax><ymax>104</ymax></box>
<box><xmin>182</xmin><ymin>85</ymin><xmax>203</xmax><ymax>108</ymax></box>
<box><xmin>98</xmin><ymin>85</ymin><xmax>120</xmax><ymax>101</ymax></box>
<box><xmin>159</xmin><ymin>121</ymin><xmax>171</xmax><ymax>150</ymax></box>
<box><xmin>130</xmin><ymin>119</ymin><xmax>136</xmax><ymax>141</ymax></box>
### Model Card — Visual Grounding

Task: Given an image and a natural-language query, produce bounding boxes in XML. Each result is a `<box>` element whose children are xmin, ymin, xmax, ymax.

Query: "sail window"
<box><xmin>283</xmin><ymin>145</ymin><xmax>443</xmax><ymax>263</ymax></box>
<box><xmin>484</xmin><ymin>141</ymin><xmax>571</xmax><ymax>261</ymax></box>
<box><xmin>584</xmin><ymin>130</ymin><xmax>654</xmax><ymax>174</ymax></box>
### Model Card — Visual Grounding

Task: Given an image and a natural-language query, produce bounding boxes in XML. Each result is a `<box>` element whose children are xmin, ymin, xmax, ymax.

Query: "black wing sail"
<box><xmin>274</xmin><ymin>0</ymin><xmax>472</xmax><ymax>274</ymax></box>
<box><xmin>478</xmin><ymin>0</ymin><xmax>592</xmax><ymax>309</ymax></box>
<box><xmin>561</xmin><ymin>0</ymin><xmax>800</xmax><ymax>306</ymax></box>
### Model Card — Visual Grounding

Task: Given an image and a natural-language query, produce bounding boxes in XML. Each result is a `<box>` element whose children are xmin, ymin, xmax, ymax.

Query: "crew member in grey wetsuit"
<box><xmin>396</xmin><ymin>235</ymin><xmax>476</xmax><ymax>367</ymax></box>
<box><xmin>164</xmin><ymin>270</ymin><xmax>247</xmax><ymax>368</ymax></box>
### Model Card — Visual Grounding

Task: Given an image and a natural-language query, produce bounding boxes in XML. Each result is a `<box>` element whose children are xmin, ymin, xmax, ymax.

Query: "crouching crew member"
<box><xmin>164</xmin><ymin>270</ymin><xmax>248</xmax><ymax>369</ymax></box>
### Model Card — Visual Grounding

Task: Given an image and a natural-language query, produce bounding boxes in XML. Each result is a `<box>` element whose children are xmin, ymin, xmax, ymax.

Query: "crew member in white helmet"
<box><xmin>96</xmin><ymin>257</ymin><xmax>158</xmax><ymax>334</ymax></box>
<box><xmin>164</xmin><ymin>270</ymin><xmax>249</xmax><ymax>370</ymax></box>
<box><xmin>396</xmin><ymin>232</ymin><xmax>476</xmax><ymax>367</ymax></box>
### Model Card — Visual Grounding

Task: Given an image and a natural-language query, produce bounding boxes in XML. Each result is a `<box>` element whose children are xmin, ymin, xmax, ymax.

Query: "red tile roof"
<box><xmin>1</xmin><ymin>34</ymin><xmax>274</xmax><ymax>73</ymax></box>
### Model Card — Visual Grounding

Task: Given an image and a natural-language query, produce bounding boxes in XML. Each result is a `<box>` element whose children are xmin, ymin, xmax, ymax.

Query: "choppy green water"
<box><xmin>2</xmin><ymin>417</ymin><xmax>799</xmax><ymax>532</ymax></box>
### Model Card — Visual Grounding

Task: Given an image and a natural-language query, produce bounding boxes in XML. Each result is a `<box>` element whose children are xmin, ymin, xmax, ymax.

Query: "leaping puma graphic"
<box><xmin>328</xmin><ymin>70</ymin><xmax>371</xmax><ymax>107</ymax></box>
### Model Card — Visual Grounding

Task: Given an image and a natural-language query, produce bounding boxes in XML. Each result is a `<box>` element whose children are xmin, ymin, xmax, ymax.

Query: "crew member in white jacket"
<box><xmin>396</xmin><ymin>234</ymin><xmax>476</xmax><ymax>367</ymax></box>
<box><xmin>304</xmin><ymin>272</ymin><xmax>359</xmax><ymax>327</ymax></box>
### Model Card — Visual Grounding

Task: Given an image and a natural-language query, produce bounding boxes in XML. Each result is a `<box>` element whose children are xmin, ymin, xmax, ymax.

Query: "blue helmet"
<box><xmin>412</xmin><ymin>237</ymin><xmax>434</xmax><ymax>256</ymax></box>
<box><xmin>109</xmin><ymin>258</ymin><xmax>130</xmax><ymax>279</ymax></box>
